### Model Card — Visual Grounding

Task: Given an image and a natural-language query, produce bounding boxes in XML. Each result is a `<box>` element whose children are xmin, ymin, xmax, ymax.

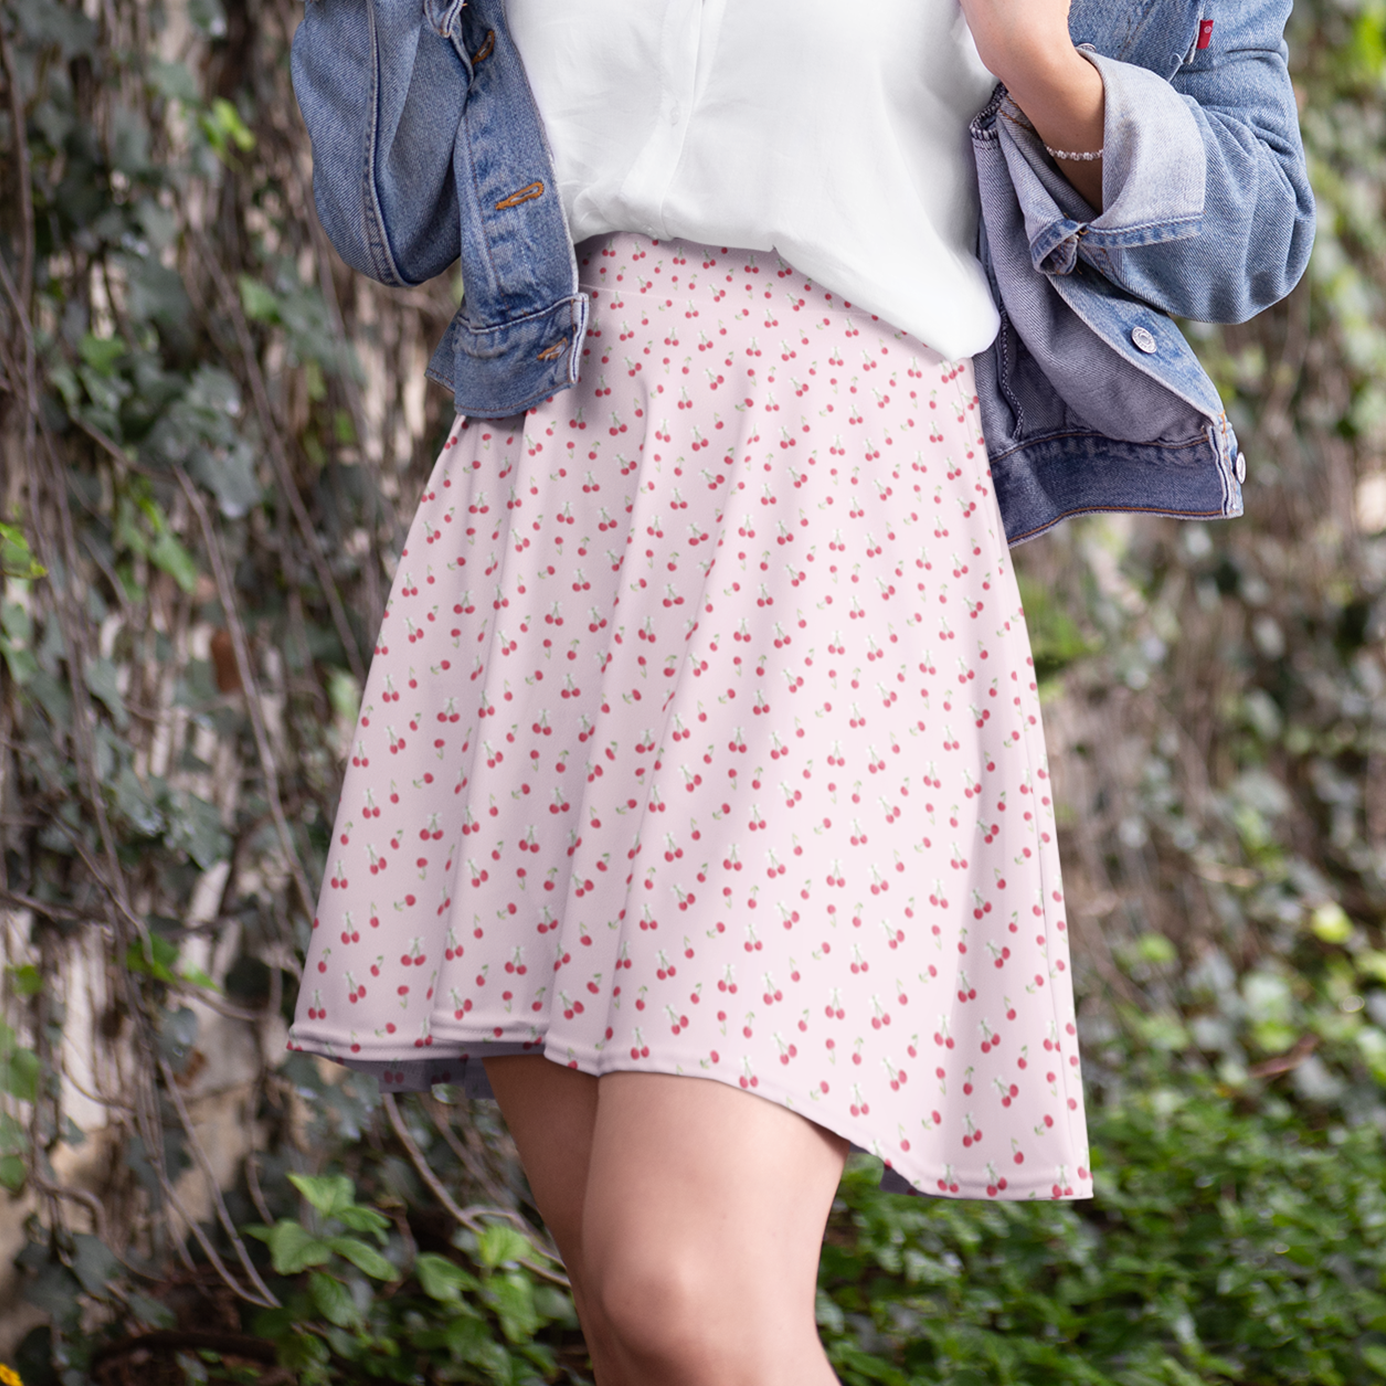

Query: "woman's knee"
<box><xmin>593</xmin><ymin>1241</ymin><xmax>770</xmax><ymax>1369</ymax></box>
<box><xmin>592</xmin><ymin>1244</ymin><xmax>721</xmax><ymax>1366</ymax></box>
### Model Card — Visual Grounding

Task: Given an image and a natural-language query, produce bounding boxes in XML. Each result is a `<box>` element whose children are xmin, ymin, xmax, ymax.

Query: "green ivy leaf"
<box><xmin>829</xmin><ymin>1343</ymin><xmax>911</xmax><ymax>1386</ymax></box>
<box><xmin>124</xmin><ymin>934</ymin><xmax>180</xmax><ymax>984</ymax></box>
<box><xmin>6</xmin><ymin>964</ymin><xmax>42</xmax><ymax>997</ymax></box>
<box><xmin>14</xmin><ymin>0</ymin><xmax>97</xmax><ymax>59</ymax></box>
<box><xmin>326</xmin><ymin>1235</ymin><xmax>397</xmax><ymax>1280</ymax></box>
<box><xmin>126</xmin><ymin>1292</ymin><xmax>178</xmax><ymax>1329</ymax></box>
<box><xmin>288</xmin><ymin>1172</ymin><xmax>354</xmax><ymax>1218</ymax></box>
<box><xmin>1311</xmin><ymin>902</ymin><xmax>1354</xmax><ymax>945</ymax></box>
<box><xmin>326</xmin><ymin>668</ymin><xmax>361</xmax><ymax>725</ymax></box>
<box><xmin>0</xmin><ymin>1111</ymin><xmax>27</xmax><ymax>1154</ymax></box>
<box><xmin>1</xmin><ymin>1040</ymin><xmax>39</xmax><ymax>1103</ymax></box>
<box><xmin>165</xmin><ymin>792</ymin><xmax>231</xmax><ymax>871</ymax></box>
<box><xmin>487</xmin><ymin>1270</ymin><xmax>540</xmax><ymax>1344</ymax></box>
<box><xmin>0</xmin><ymin>522</ymin><xmax>46</xmax><ymax>581</ymax></box>
<box><xmin>202</xmin><ymin>97</ymin><xmax>255</xmax><ymax>155</ymax></box>
<box><xmin>147</xmin><ymin>528</ymin><xmax>199</xmax><ymax>595</ymax></box>
<box><xmin>477</xmin><ymin>1224</ymin><xmax>532</xmax><ymax>1271</ymax></box>
<box><xmin>1352</xmin><ymin>8</ymin><xmax>1386</xmax><ymax>77</ymax></box>
<box><xmin>147</xmin><ymin>57</ymin><xmax>199</xmax><ymax>104</ymax></box>
<box><xmin>442</xmin><ymin>1312</ymin><xmax>492</xmax><ymax>1359</ymax></box>
<box><xmin>113</xmin><ymin>766</ymin><xmax>166</xmax><ymax>837</ymax></box>
<box><xmin>71</xmin><ymin>1233</ymin><xmax>120</xmax><ymax>1295</ymax></box>
<box><xmin>79</xmin><ymin>332</ymin><xmax>128</xmax><ymax>376</ymax></box>
<box><xmin>0</xmin><ymin>634</ymin><xmax>37</xmax><ymax>685</ymax></box>
<box><xmin>1133</xmin><ymin>933</ymin><xmax>1178</xmax><ymax>966</ymax></box>
<box><xmin>189</xmin><ymin>439</ymin><xmax>262</xmax><ymax>520</ymax></box>
<box><xmin>239</xmin><ymin>276</ymin><xmax>280</xmax><ymax>323</ymax></box>
<box><xmin>122</xmin><ymin>255</ymin><xmax>193</xmax><ymax>330</ymax></box>
<box><xmin>187</xmin><ymin>0</ymin><xmax>227</xmax><ymax>38</ymax></box>
<box><xmin>49</xmin><ymin>361</ymin><xmax>81</xmax><ymax>408</ymax></box>
<box><xmin>158</xmin><ymin>1006</ymin><xmax>199</xmax><ymax>1069</ymax></box>
<box><xmin>84</xmin><ymin>657</ymin><xmax>129</xmax><ymax>731</ymax></box>
<box><xmin>308</xmin><ymin>1270</ymin><xmax>361</xmax><ymax>1329</ymax></box>
<box><xmin>260</xmin><ymin>1220</ymin><xmax>334</xmax><ymax>1275</ymax></box>
<box><xmin>1356</xmin><ymin>1027</ymin><xmax>1386</xmax><ymax>1083</ymax></box>
<box><xmin>459</xmin><ymin>1337</ymin><xmax>512</xmax><ymax>1378</ymax></box>
<box><xmin>334</xmin><ymin>1203</ymin><xmax>390</xmax><ymax>1240</ymax></box>
<box><xmin>415</xmin><ymin>1252</ymin><xmax>478</xmax><ymax>1302</ymax></box>
<box><xmin>0</xmin><ymin>1154</ymin><xmax>26</xmax><ymax>1192</ymax></box>
<box><xmin>276</xmin><ymin>1327</ymin><xmax>331</xmax><ymax>1373</ymax></box>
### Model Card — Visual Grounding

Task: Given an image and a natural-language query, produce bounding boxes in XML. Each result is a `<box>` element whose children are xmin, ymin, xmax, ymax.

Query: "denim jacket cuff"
<box><xmin>998</xmin><ymin>48</ymin><xmax>1207</xmax><ymax>278</ymax></box>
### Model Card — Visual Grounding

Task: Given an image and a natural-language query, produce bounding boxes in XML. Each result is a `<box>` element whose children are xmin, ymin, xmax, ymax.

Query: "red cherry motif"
<box><xmin>288</xmin><ymin>238</ymin><xmax>1088</xmax><ymax>1206</ymax></box>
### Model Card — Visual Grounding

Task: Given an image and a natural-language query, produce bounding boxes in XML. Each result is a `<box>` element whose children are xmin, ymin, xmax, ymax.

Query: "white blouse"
<box><xmin>505</xmin><ymin>0</ymin><xmax>1002</xmax><ymax>360</ymax></box>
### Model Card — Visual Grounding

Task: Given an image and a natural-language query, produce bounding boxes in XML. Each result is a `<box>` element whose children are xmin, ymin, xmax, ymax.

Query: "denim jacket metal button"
<box><xmin>290</xmin><ymin>0</ymin><xmax>1314</xmax><ymax>546</ymax></box>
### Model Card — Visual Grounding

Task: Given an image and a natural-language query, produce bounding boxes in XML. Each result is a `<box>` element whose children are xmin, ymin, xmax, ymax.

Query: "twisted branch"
<box><xmin>156</xmin><ymin>1055</ymin><xmax>280</xmax><ymax>1308</ymax></box>
<box><xmin>176</xmin><ymin>467</ymin><xmax>318</xmax><ymax>925</ymax></box>
<box><xmin>188</xmin><ymin>227</ymin><xmax>367</xmax><ymax>684</ymax></box>
<box><xmin>381</xmin><ymin>1092</ymin><xmax>570</xmax><ymax>1289</ymax></box>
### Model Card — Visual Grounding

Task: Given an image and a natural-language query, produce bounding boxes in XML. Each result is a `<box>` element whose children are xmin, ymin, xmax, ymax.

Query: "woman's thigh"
<box><xmin>482</xmin><ymin>1055</ymin><xmax>600</xmax><ymax>1261</ymax></box>
<box><xmin>485</xmin><ymin>1059</ymin><xmax>847</xmax><ymax>1382</ymax></box>
<box><xmin>583</xmin><ymin>1072</ymin><xmax>849</xmax><ymax>1383</ymax></box>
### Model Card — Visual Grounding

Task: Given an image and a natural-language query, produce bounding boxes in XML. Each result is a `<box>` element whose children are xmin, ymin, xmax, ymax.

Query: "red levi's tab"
<box><xmin>1197</xmin><ymin>18</ymin><xmax>1215</xmax><ymax>49</ymax></box>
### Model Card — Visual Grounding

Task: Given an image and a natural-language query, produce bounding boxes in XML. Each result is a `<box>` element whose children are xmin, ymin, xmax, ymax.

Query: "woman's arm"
<box><xmin>966</xmin><ymin>0</ymin><xmax>1314</xmax><ymax>325</ymax></box>
<box><xmin>959</xmin><ymin>0</ymin><xmax>1106</xmax><ymax>209</ymax></box>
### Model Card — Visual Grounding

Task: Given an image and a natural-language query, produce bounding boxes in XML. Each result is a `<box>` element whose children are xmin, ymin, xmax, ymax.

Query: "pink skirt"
<box><xmin>289</xmin><ymin>233</ymin><xmax>1091</xmax><ymax>1201</ymax></box>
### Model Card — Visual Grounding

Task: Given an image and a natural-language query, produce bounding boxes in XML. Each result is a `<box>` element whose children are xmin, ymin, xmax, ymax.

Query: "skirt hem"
<box><xmin>288</xmin><ymin>1028</ymin><xmax>1093</xmax><ymax>1203</ymax></box>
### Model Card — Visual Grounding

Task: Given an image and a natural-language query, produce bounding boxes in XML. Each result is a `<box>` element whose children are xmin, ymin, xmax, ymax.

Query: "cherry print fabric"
<box><xmin>289</xmin><ymin>233</ymin><xmax>1092</xmax><ymax>1201</ymax></box>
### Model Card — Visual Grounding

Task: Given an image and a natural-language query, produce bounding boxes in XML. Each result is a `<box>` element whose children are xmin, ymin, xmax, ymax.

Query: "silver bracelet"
<box><xmin>1045</xmin><ymin>144</ymin><xmax>1104</xmax><ymax>162</ymax></box>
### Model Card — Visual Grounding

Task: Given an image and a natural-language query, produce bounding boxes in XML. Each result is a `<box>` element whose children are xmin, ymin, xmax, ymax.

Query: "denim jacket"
<box><xmin>290</xmin><ymin>0</ymin><xmax>1314</xmax><ymax>545</ymax></box>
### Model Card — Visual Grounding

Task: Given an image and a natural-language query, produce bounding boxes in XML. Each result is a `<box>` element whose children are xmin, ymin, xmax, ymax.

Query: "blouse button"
<box><xmin>1131</xmin><ymin>326</ymin><xmax>1158</xmax><ymax>354</ymax></box>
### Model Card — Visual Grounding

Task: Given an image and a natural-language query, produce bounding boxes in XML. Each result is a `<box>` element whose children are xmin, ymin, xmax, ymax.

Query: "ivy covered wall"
<box><xmin>1</xmin><ymin>1</ymin><xmax>1385</xmax><ymax>1383</ymax></box>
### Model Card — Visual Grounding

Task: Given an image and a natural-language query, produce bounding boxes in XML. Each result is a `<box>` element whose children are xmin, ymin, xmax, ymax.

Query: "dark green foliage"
<box><xmin>239</xmin><ymin>1172</ymin><xmax>579</xmax><ymax>1386</ymax></box>
<box><xmin>824</xmin><ymin>1065</ymin><xmax>1386</xmax><ymax>1385</ymax></box>
<box><xmin>36</xmin><ymin>1061</ymin><xmax>1386</xmax><ymax>1386</ymax></box>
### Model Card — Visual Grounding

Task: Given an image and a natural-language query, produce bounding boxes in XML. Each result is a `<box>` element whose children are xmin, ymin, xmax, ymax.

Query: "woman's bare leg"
<box><xmin>485</xmin><ymin>1058</ymin><xmax>847</xmax><ymax>1385</ymax></box>
<box><xmin>583</xmin><ymin>1071</ymin><xmax>847</xmax><ymax>1386</ymax></box>
<box><xmin>482</xmin><ymin>1056</ymin><xmax>626</xmax><ymax>1383</ymax></box>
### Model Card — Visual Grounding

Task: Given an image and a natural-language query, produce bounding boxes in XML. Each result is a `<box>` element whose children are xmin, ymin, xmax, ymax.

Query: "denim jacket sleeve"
<box><xmin>997</xmin><ymin>0</ymin><xmax>1315</xmax><ymax>325</ymax></box>
<box><xmin>292</xmin><ymin>0</ymin><xmax>470</xmax><ymax>287</ymax></box>
<box><xmin>293</xmin><ymin>0</ymin><xmax>589</xmax><ymax>416</ymax></box>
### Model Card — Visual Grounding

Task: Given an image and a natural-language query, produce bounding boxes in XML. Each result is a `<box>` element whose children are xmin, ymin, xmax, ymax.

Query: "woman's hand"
<box><xmin>958</xmin><ymin>0</ymin><xmax>1106</xmax><ymax>209</ymax></box>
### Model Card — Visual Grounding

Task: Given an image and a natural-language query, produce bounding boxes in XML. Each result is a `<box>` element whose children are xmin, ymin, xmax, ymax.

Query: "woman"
<box><xmin>287</xmin><ymin>1</ymin><xmax>1312</xmax><ymax>1380</ymax></box>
